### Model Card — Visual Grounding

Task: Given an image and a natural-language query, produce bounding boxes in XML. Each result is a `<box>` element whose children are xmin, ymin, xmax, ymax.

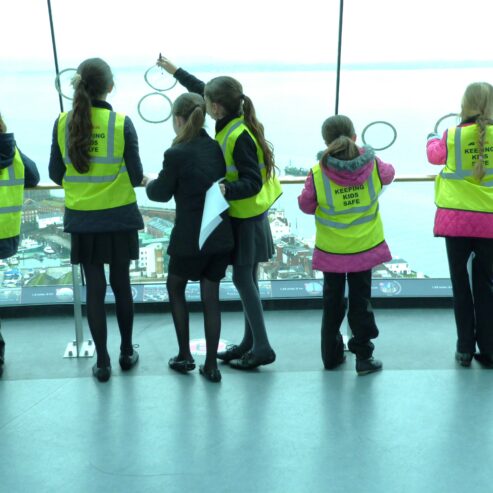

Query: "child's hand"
<box><xmin>156</xmin><ymin>54</ymin><xmax>178</xmax><ymax>75</ymax></box>
<box><xmin>141</xmin><ymin>174</ymin><xmax>152</xmax><ymax>187</ymax></box>
<box><xmin>219</xmin><ymin>183</ymin><xmax>226</xmax><ymax>196</ymax></box>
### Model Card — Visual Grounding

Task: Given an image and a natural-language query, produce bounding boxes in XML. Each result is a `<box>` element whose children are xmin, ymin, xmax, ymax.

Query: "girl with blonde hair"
<box><xmin>427</xmin><ymin>81</ymin><xmax>493</xmax><ymax>368</ymax></box>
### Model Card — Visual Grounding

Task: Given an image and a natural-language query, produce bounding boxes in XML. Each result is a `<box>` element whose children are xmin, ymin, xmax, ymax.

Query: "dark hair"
<box><xmin>320</xmin><ymin>115</ymin><xmax>357</xmax><ymax>167</ymax></box>
<box><xmin>204</xmin><ymin>76</ymin><xmax>276</xmax><ymax>179</ymax></box>
<box><xmin>321</xmin><ymin>136</ymin><xmax>359</xmax><ymax>167</ymax></box>
<box><xmin>172</xmin><ymin>93</ymin><xmax>206</xmax><ymax>145</ymax></box>
<box><xmin>460</xmin><ymin>82</ymin><xmax>493</xmax><ymax>181</ymax></box>
<box><xmin>0</xmin><ymin>112</ymin><xmax>6</xmax><ymax>133</ymax></box>
<box><xmin>68</xmin><ymin>58</ymin><xmax>114</xmax><ymax>173</ymax></box>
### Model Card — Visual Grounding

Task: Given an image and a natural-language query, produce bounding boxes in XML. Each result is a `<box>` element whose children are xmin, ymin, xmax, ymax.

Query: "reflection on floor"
<box><xmin>1</xmin><ymin>307</ymin><xmax>492</xmax><ymax>493</ymax></box>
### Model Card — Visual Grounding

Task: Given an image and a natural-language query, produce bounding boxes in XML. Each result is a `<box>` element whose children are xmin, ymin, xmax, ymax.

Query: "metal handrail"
<box><xmin>31</xmin><ymin>175</ymin><xmax>438</xmax><ymax>190</ymax></box>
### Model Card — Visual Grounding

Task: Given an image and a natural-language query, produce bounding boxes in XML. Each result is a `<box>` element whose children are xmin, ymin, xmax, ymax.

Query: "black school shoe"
<box><xmin>324</xmin><ymin>354</ymin><xmax>346</xmax><ymax>370</ymax></box>
<box><xmin>199</xmin><ymin>365</ymin><xmax>222</xmax><ymax>383</ymax></box>
<box><xmin>229</xmin><ymin>349</ymin><xmax>276</xmax><ymax>370</ymax></box>
<box><xmin>217</xmin><ymin>344</ymin><xmax>247</xmax><ymax>362</ymax></box>
<box><xmin>356</xmin><ymin>357</ymin><xmax>382</xmax><ymax>376</ymax></box>
<box><xmin>455</xmin><ymin>351</ymin><xmax>473</xmax><ymax>367</ymax></box>
<box><xmin>168</xmin><ymin>356</ymin><xmax>196</xmax><ymax>373</ymax></box>
<box><xmin>119</xmin><ymin>349</ymin><xmax>139</xmax><ymax>371</ymax></box>
<box><xmin>473</xmin><ymin>353</ymin><xmax>493</xmax><ymax>368</ymax></box>
<box><xmin>92</xmin><ymin>364</ymin><xmax>111</xmax><ymax>382</ymax></box>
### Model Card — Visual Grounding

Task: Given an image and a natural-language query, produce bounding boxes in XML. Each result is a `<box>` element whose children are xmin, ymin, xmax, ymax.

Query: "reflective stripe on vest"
<box><xmin>58</xmin><ymin>108</ymin><xmax>136</xmax><ymax>211</ymax></box>
<box><xmin>435</xmin><ymin>124</ymin><xmax>493</xmax><ymax>213</ymax></box>
<box><xmin>215</xmin><ymin>117</ymin><xmax>282</xmax><ymax>218</ymax></box>
<box><xmin>0</xmin><ymin>148</ymin><xmax>25</xmax><ymax>239</ymax></box>
<box><xmin>312</xmin><ymin>161</ymin><xmax>384</xmax><ymax>254</ymax></box>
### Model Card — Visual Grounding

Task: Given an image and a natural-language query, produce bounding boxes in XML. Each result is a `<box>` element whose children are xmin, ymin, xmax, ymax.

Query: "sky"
<box><xmin>2</xmin><ymin>0</ymin><xmax>493</xmax><ymax>72</ymax></box>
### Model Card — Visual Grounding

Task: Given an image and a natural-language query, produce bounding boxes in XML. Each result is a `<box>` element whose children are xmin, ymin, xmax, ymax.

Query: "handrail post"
<box><xmin>63</xmin><ymin>264</ymin><xmax>94</xmax><ymax>358</ymax></box>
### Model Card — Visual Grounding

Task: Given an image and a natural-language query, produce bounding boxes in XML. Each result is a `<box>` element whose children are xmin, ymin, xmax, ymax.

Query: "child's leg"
<box><xmin>346</xmin><ymin>269</ymin><xmax>378</xmax><ymax>360</ymax></box>
<box><xmin>200</xmin><ymin>277</ymin><xmax>221</xmax><ymax>370</ymax></box>
<box><xmin>445</xmin><ymin>238</ymin><xmax>475</xmax><ymax>354</ymax></box>
<box><xmin>108</xmin><ymin>261</ymin><xmax>134</xmax><ymax>356</ymax></box>
<box><xmin>82</xmin><ymin>262</ymin><xmax>110</xmax><ymax>367</ymax></box>
<box><xmin>166</xmin><ymin>273</ymin><xmax>193</xmax><ymax>361</ymax></box>
<box><xmin>321</xmin><ymin>272</ymin><xmax>346</xmax><ymax>368</ymax></box>
<box><xmin>0</xmin><ymin>320</ymin><xmax>5</xmax><ymax>367</ymax></box>
<box><xmin>232</xmin><ymin>262</ymin><xmax>272</xmax><ymax>356</ymax></box>
<box><xmin>471</xmin><ymin>238</ymin><xmax>493</xmax><ymax>354</ymax></box>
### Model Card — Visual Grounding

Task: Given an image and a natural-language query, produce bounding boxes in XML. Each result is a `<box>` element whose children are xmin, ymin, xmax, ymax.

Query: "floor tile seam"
<box><xmin>0</xmin><ymin>379</ymin><xmax>72</xmax><ymax>431</ymax></box>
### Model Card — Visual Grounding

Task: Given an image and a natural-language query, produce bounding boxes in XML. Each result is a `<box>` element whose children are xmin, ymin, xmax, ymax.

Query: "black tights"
<box><xmin>166</xmin><ymin>274</ymin><xmax>221</xmax><ymax>370</ymax></box>
<box><xmin>82</xmin><ymin>262</ymin><xmax>134</xmax><ymax>367</ymax></box>
<box><xmin>233</xmin><ymin>263</ymin><xmax>272</xmax><ymax>355</ymax></box>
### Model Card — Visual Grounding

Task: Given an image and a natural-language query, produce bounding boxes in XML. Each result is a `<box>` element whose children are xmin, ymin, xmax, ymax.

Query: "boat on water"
<box><xmin>8</xmin><ymin>256</ymin><xmax>19</xmax><ymax>265</ymax></box>
<box><xmin>284</xmin><ymin>165</ymin><xmax>308</xmax><ymax>177</ymax></box>
<box><xmin>18</xmin><ymin>238</ymin><xmax>43</xmax><ymax>252</ymax></box>
<box><xmin>44</xmin><ymin>246</ymin><xmax>55</xmax><ymax>254</ymax></box>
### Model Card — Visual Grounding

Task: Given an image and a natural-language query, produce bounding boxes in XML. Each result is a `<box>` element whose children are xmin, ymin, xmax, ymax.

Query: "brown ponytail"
<box><xmin>205</xmin><ymin>76</ymin><xmax>276</xmax><ymax>179</ymax></box>
<box><xmin>0</xmin><ymin>113</ymin><xmax>6</xmax><ymax>133</ymax></box>
<box><xmin>320</xmin><ymin>136</ymin><xmax>359</xmax><ymax>168</ymax></box>
<box><xmin>172</xmin><ymin>93</ymin><xmax>206</xmax><ymax>145</ymax></box>
<box><xmin>242</xmin><ymin>95</ymin><xmax>276</xmax><ymax>179</ymax></box>
<box><xmin>320</xmin><ymin>115</ymin><xmax>358</xmax><ymax>168</ymax></box>
<box><xmin>67</xmin><ymin>58</ymin><xmax>114</xmax><ymax>173</ymax></box>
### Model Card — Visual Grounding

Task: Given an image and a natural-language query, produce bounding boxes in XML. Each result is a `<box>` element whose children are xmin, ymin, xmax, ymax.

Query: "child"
<box><xmin>49</xmin><ymin>58</ymin><xmax>143</xmax><ymax>382</ymax></box>
<box><xmin>156</xmin><ymin>55</ymin><xmax>282</xmax><ymax>370</ymax></box>
<box><xmin>298</xmin><ymin>115</ymin><xmax>395</xmax><ymax>375</ymax></box>
<box><xmin>144</xmin><ymin>93</ymin><xmax>234</xmax><ymax>382</ymax></box>
<box><xmin>0</xmin><ymin>112</ymin><xmax>40</xmax><ymax>377</ymax></box>
<box><xmin>427</xmin><ymin>82</ymin><xmax>493</xmax><ymax>368</ymax></box>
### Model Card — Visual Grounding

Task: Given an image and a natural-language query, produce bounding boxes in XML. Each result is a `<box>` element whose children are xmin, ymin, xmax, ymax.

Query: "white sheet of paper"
<box><xmin>199</xmin><ymin>181</ymin><xmax>229</xmax><ymax>250</ymax></box>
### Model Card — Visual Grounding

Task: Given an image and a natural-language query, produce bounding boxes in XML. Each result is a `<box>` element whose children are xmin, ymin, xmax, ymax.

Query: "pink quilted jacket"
<box><xmin>427</xmin><ymin>126</ymin><xmax>493</xmax><ymax>239</ymax></box>
<box><xmin>298</xmin><ymin>147</ymin><xmax>394</xmax><ymax>273</ymax></box>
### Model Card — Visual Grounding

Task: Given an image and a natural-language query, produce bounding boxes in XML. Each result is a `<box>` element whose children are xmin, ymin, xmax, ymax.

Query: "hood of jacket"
<box><xmin>323</xmin><ymin>146</ymin><xmax>376</xmax><ymax>187</ymax></box>
<box><xmin>0</xmin><ymin>133</ymin><xmax>16</xmax><ymax>170</ymax></box>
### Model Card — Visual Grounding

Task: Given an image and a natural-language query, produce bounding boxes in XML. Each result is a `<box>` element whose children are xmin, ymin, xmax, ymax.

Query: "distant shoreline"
<box><xmin>5</xmin><ymin>60</ymin><xmax>493</xmax><ymax>75</ymax></box>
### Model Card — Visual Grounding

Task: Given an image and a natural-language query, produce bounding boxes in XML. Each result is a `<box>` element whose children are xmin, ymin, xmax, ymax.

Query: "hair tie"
<box><xmin>186</xmin><ymin>105</ymin><xmax>202</xmax><ymax>119</ymax></box>
<box><xmin>71</xmin><ymin>73</ymin><xmax>83</xmax><ymax>89</ymax></box>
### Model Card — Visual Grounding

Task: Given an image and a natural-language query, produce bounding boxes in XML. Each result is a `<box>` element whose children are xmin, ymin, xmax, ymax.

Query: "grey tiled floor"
<box><xmin>1</xmin><ymin>307</ymin><xmax>492</xmax><ymax>493</ymax></box>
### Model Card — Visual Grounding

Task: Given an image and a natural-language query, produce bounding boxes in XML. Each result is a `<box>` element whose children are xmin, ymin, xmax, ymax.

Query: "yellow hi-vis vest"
<box><xmin>0</xmin><ymin>148</ymin><xmax>25</xmax><ymax>239</ymax></box>
<box><xmin>312</xmin><ymin>161</ymin><xmax>384</xmax><ymax>254</ymax></box>
<box><xmin>435</xmin><ymin>124</ymin><xmax>493</xmax><ymax>212</ymax></box>
<box><xmin>215</xmin><ymin>117</ymin><xmax>282</xmax><ymax>218</ymax></box>
<box><xmin>57</xmin><ymin>108</ymin><xmax>136</xmax><ymax>211</ymax></box>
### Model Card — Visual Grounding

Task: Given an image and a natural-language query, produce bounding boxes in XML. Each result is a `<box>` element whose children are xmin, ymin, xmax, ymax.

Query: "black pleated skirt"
<box><xmin>70</xmin><ymin>231</ymin><xmax>139</xmax><ymax>265</ymax></box>
<box><xmin>231</xmin><ymin>215</ymin><xmax>274</xmax><ymax>266</ymax></box>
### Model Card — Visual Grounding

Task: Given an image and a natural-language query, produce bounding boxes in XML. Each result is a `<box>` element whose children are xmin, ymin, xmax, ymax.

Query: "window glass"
<box><xmin>339</xmin><ymin>0</ymin><xmax>493</xmax><ymax>280</ymax></box>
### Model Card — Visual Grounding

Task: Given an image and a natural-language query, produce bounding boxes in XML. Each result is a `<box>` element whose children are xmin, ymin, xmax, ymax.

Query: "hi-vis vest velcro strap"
<box><xmin>441</xmin><ymin>125</ymin><xmax>493</xmax><ymax>187</ymax></box>
<box><xmin>0</xmin><ymin>148</ymin><xmax>25</xmax><ymax>239</ymax></box>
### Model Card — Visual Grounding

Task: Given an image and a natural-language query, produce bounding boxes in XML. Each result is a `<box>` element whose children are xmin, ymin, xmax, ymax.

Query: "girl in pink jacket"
<box><xmin>298</xmin><ymin>115</ymin><xmax>395</xmax><ymax>375</ymax></box>
<box><xmin>427</xmin><ymin>82</ymin><xmax>493</xmax><ymax>368</ymax></box>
